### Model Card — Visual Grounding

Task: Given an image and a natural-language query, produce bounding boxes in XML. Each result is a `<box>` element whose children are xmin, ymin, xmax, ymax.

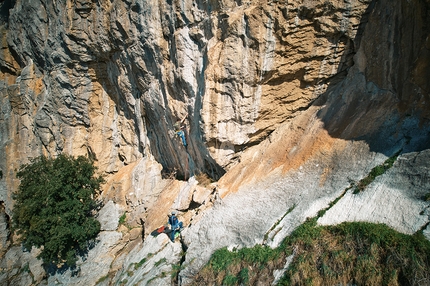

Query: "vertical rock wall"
<box><xmin>0</xmin><ymin>0</ymin><xmax>429</xmax><ymax>284</ymax></box>
<box><xmin>0</xmin><ymin>0</ymin><xmax>376</xmax><ymax>214</ymax></box>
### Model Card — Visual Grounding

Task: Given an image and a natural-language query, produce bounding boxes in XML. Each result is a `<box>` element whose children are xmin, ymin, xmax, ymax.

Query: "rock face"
<box><xmin>0</xmin><ymin>0</ymin><xmax>429</xmax><ymax>285</ymax></box>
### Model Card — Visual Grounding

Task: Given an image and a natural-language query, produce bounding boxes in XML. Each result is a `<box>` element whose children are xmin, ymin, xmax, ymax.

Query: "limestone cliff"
<box><xmin>0</xmin><ymin>0</ymin><xmax>429</xmax><ymax>285</ymax></box>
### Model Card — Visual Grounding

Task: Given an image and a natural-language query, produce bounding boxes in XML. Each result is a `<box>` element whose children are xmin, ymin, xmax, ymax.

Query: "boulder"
<box><xmin>172</xmin><ymin>177</ymin><xmax>198</xmax><ymax>211</ymax></box>
<box><xmin>192</xmin><ymin>185</ymin><xmax>212</xmax><ymax>205</ymax></box>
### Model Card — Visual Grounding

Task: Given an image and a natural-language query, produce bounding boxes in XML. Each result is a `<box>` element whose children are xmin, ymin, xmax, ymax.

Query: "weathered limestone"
<box><xmin>318</xmin><ymin>150</ymin><xmax>430</xmax><ymax>232</ymax></box>
<box><xmin>0</xmin><ymin>0</ymin><xmax>428</xmax><ymax>285</ymax></box>
<box><xmin>97</xmin><ymin>200</ymin><xmax>123</xmax><ymax>231</ymax></box>
<box><xmin>0</xmin><ymin>202</ymin><xmax>9</xmax><ymax>256</ymax></box>
<box><xmin>0</xmin><ymin>246</ymin><xmax>45</xmax><ymax>285</ymax></box>
<box><xmin>172</xmin><ymin>176</ymin><xmax>198</xmax><ymax>211</ymax></box>
<box><xmin>202</xmin><ymin>0</ymin><xmax>373</xmax><ymax>167</ymax></box>
<box><xmin>117</xmin><ymin>234</ymin><xmax>182</xmax><ymax>286</ymax></box>
<box><xmin>46</xmin><ymin>231</ymin><xmax>123</xmax><ymax>286</ymax></box>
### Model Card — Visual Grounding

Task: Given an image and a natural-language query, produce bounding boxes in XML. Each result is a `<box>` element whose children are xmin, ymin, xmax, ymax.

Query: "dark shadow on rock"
<box><xmin>44</xmin><ymin>239</ymin><xmax>97</xmax><ymax>277</ymax></box>
<box><xmin>314</xmin><ymin>0</ymin><xmax>430</xmax><ymax>156</ymax></box>
<box><xmin>0</xmin><ymin>0</ymin><xmax>16</xmax><ymax>23</ymax></box>
<box><xmin>150</xmin><ymin>225</ymin><xmax>169</xmax><ymax>237</ymax></box>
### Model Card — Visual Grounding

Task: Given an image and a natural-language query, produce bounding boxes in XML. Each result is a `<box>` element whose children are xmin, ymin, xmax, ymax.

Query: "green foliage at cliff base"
<box><xmin>191</xmin><ymin>220</ymin><xmax>430</xmax><ymax>285</ymax></box>
<box><xmin>12</xmin><ymin>154</ymin><xmax>104</xmax><ymax>268</ymax></box>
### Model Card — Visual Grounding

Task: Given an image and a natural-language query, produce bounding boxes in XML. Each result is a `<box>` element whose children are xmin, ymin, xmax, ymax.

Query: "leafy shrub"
<box><xmin>12</xmin><ymin>154</ymin><xmax>104</xmax><ymax>267</ymax></box>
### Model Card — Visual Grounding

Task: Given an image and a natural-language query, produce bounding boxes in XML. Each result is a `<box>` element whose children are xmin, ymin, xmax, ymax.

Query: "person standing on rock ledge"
<box><xmin>174</xmin><ymin>115</ymin><xmax>187</xmax><ymax>147</ymax></box>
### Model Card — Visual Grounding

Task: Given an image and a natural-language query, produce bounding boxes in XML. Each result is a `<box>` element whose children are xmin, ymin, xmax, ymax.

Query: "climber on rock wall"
<box><xmin>174</xmin><ymin>115</ymin><xmax>187</xmax><ymax>147</ymax></box>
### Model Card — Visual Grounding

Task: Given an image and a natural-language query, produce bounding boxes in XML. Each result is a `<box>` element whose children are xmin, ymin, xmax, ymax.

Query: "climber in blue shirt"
<box><xmin>174</xmin><ymin>115</ymin><xmax>187</xmax><ymax>147</ymax></box>
<box><xmin>168</xmin><ymin>210</ymin><xmax>183</xmax><ymax>241</ymax></box>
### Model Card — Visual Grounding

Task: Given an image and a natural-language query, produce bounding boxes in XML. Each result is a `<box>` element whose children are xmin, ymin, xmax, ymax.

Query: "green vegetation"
<box><xmin>95</xmin><ymin>274</ymin><xmax>109</xmax><ymax>285</ymax></box>
<box><xmin>191</xmin><ymin>153</ymin><xmax>430</xmax><ymax>286</ymax></box>
<box><xmin>155</xmin><ymin>257</ymin><xmax>167</xmax><ymax>267</ymax></box>
<box><xmin>264</xmin><ymin>204</ymin><xmax>296</xmax><ymax>243</ymax></box>
<box><xmin>12</xmin><ymin>154</ymin><xmax>104</xmax><ymax>267</ymax></box>
<box><xmin>192</xmin><ymin>218</ymin><xmax>430</xmax><ymax>285</ymax></box>
<box><xmin>134</xmin><ymin>258</ymin><xmax>147</xmax><ymax>270</ymax></box>
<box><xmin>119</xmin><ymin>212</ymin><xmax>127</xmax><ymax>225</ymax></box>
<box><xmin>192</xmin><ymin>244</ymin><xmax>279</xmax><ymax>285</ymax></box>
<box><xmin>171</xmin><ymin>262</ymin><xmax>183</xmax><ymax>279</ymax></box>
<box><xmin>353</xmin><ymin>154</ymin><xmax>398</xmax><ymax>194</ymax></box>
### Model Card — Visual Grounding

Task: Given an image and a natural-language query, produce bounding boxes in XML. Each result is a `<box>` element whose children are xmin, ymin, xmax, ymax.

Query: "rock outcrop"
<box><xmin>0</xmin><ymin>0</ymin><xmax>429</xmax><ymax>285</ymax></box>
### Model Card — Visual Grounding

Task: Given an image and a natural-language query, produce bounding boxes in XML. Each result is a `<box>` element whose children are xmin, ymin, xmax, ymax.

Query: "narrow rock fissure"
<box><xmin>263</xmin><ymin>204</ymin><xmax>296</xmax><ymax>245</ymax></box>
<box><xmin>175</xmin><ymin>234</ymin><xmax>188</xmax><ymax>286</ymax></box>
<box><xmin>352</xmin><ymin>150</ymin><xmax>401</xmax><ymax>194</ymax></box>
<box><xmin>418</xmin><ymin>221</ymin><xmax>430</xmax><ymax>233</ymax></box>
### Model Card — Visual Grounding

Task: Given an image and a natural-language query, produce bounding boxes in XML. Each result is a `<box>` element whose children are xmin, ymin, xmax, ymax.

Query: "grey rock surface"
<box><xmin>97</xmin><ymin>200</ymin><xmax>123</xmax><ymax>231</ymax></box>
<box><xmin>318</xmin><ymin>150</ymin><xmax>430</xmax><ymax>233</ymax></box>
<box><xmin>113</xmin><ymin>234</ymin><xmax>182</xmax><ymax>286</ymax></box>
<box><xmin>47</xmin><ymin>231</ymin><xmax>123</xmax><ymax>286</ymax></box>
<box><xmin>0</xmin><ymin>0</ymin><xmax>428</xmax><ymax>285</ymax></box>
<box><xmin>0</xmin><ymin>246</ymin><xmax>44</xmax><ymax>286</ymax></box>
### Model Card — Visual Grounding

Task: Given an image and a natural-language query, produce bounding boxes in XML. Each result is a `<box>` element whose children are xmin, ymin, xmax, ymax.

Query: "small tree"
<box><xmin>12</xmin><ymin>154</ymin><xmax>104</xmax><ymax>267</ymax></box>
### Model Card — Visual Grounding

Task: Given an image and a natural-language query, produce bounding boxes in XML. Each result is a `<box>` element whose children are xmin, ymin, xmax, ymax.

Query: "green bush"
<box><xmin>12</xmin><ymin>154</ymin><xmax>104</xmax><ymax>267</ymax></box>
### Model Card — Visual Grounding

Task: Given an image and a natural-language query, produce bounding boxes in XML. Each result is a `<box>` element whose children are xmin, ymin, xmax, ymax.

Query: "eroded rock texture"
<box><xmin>0</xmin><ymin>0</ymin><xmax>429</xmax><ymax>285</ymax></box>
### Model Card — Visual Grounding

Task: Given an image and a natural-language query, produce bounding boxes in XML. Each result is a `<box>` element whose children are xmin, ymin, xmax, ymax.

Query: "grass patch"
<box><xmin>353</xmin><ymin>153</ymin><xmax>399</xmax><ymax>194</ymax></box>
<box><xmin>209</xmin><ymin>247</ymin><xmax>239</xmax><ymax>272</ymax></box>
<box><xmin>238</xmin><ymin>267</ymin><xmax>249</xmax><ymax>284</ymax></box>
<box><xmin>119</xmin><ymin>212</ymin><xmax>127</xmax><ymax>225</ymax></box>
<box><xmin>171</xmin><ymin>262</ymin><xmax>183</xmax><ymax>278</ymax></box>
<box><xmin>223</xmin><ymin>274</ymin><xmax>238</xmax><ymax>285</ymax></box>
<box><xmin>134</xmin><ymin>258</ymin><xmax>147</xmax><ymax>270</ymax></box>
<box><xmin>155</xmin><ymin>258</ymin><xmax>167</xmax><ymax>267</ymax></box>
<box><xmin>95</xmin><ymin>274</ymin><xmax>109</xmax><ymax>285</ymax></box>
<box><xmin>191</xmin><ymin>220</ymin><xmax>430</xmax><ymax>286</ymax></box>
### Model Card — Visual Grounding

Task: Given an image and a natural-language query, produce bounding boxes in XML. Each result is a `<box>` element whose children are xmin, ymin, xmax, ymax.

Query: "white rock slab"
<box><xmin>97</xmin><ymin>200</ymin><xmax>123</xmax><ymax>231</ymax></box>
<box><xmin>173</xmin><ymin>177</ymin><xmax>198</xmax><ymax>211</ymax></box>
